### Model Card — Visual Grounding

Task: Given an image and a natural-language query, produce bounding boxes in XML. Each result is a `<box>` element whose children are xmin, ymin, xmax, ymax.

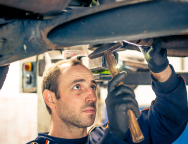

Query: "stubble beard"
<box><xmin>57</xmin><ymin>101</ymin><xmax>96</xmax><ymax>128</ymax></box>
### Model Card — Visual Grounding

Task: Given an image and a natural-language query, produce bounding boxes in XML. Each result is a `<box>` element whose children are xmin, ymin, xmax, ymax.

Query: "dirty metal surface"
<box><xmin>48</xmin><ymin>0</ymin><xmax>188</xmax><ymax>46</ymax></box>
<box><xmin>0</xmin><ymin>20</ymin><xmax>49</xmax><ymax>66</ymax></box>
<box><xmin>0</xmin><ymin>0</ymin><xmax>188</xmax><ymax>66</ymax></box>
<box><xmin>0</xmin><ymin>0</ymin><xmax>71</xmax><ymax>15</ymax></box>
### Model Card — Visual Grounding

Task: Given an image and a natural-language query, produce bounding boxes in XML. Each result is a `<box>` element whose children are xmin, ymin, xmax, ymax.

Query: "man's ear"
<box><xmin>43</xmin><ymin>90</ymin><xmax>56</xmax><ymax>109</ymax></box>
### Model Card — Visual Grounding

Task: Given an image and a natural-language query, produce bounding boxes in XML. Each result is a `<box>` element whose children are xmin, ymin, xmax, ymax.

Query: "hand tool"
<box><xmin>88</xmin><ymin>42</ymin><xmax>144</xmax><ymax>143</ymax></box>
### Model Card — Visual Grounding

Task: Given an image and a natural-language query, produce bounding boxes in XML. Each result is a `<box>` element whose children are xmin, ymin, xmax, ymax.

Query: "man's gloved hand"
<box><xmin>140</xmin><ymin>38</ymin><xmax>169</xmax><ymax>73</ymax></box>
<box><xmin>106</xmin><ymin>72</ymin><xmax>140</xmax><ymax>140</ymax></box>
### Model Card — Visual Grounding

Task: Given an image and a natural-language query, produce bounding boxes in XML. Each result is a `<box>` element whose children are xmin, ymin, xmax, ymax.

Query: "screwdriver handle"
<box><xmin>105</xmin><ymin>49</ymin><xmax>144</xmax><ymax>143</ymax></box>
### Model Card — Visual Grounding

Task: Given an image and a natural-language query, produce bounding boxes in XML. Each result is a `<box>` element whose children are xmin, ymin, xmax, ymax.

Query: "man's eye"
<box><xmin>90</xmin><ymin>85</ymin><xmax>96</xmax><ymax>90</ymax></box>
<box><xmin>73</xmin><ymin>85</ymin><xmax>80</xmax><ymax>90</ymax></box>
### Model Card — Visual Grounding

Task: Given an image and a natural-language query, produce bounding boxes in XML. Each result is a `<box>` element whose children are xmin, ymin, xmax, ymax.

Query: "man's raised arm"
<box><xmin>140</xmin><ymin>38</ymin><xmax>188</xmax><ymax>144</ymax></box>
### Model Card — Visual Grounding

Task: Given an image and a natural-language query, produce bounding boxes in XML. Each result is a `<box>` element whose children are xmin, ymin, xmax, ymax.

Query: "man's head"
<box><xmin>42</xmin><ymin>59</ymin><xmax>97</xmax><ymax>128</ymax></box>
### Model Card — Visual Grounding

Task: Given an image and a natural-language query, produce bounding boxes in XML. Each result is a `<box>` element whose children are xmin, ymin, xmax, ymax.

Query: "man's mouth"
<box><xmin>83</xmin><ymin>108</ymin><xmax>96</xmax><ymax>114</ymax></box>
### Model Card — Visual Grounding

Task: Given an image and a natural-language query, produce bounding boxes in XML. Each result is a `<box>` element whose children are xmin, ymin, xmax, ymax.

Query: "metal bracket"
<box><xmin>81</xmin><ymin>52</ymin><xmax>118</xmax><ymax>71</ymax></box>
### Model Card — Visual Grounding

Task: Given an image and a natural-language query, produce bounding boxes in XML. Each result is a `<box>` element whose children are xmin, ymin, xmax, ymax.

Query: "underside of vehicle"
<box><xmin>0</xmin><ymin>0</ymin><xmax>188</xmax><ymax>88</ymax></box>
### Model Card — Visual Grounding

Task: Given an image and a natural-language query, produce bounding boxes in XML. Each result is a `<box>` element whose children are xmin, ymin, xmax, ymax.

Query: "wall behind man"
<box><xmin>0</xmin><ymin>61</ymin><xmax>37</xmax><ymax>144</ymax></box>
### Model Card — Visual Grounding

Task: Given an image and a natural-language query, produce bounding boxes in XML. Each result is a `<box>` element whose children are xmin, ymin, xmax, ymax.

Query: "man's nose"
<box><xmin>85</xmin><ymin>87</ymin><xmax>97</xmax><ymax>103</ymax></box>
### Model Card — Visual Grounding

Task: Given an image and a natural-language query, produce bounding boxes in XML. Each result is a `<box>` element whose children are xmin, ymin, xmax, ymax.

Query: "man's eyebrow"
<box><xmin>91</xmin><ymin>80</ymin><xmax>97</xmax><ymax>85</ymax></box>
<box><xmin>70</xmin><ymin>79</ymin><xmax>85</xmax><ymax>86</ymax></box>
<box><xmin>69</xmin><ymin>79</ymin><xmax>97</xmax><ymax>86</ymax></box>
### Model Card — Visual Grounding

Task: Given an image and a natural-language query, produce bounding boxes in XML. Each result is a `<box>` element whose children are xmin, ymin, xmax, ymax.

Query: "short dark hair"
<box><xmin>41</xmin><ymin>59</ymin><xmax>84</xmax><ymax>114</ymax></box>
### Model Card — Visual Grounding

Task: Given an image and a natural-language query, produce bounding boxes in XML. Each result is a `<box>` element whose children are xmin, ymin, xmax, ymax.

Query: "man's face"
<box><xmin>55</xmin><ymin>64</ymin><xmax>97</xmax><ymax>128</ymax></box>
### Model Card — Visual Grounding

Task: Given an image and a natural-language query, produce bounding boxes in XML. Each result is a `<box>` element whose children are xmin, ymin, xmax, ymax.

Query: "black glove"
<box><xmin>140</xmin><ymin>38</ymin><xmax>169</xmax><ymax>73</ymax></box>
<box><xmin>105</xmin><ymin>72</ymin><xmax>140</xmax><ymax>140</ymax></box>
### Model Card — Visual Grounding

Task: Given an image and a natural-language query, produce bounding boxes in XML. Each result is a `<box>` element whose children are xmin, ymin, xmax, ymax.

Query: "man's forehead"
<box><xmin>59</xmin><ymin>63</ymin><xmax>94</xmax><ymax>80</ymax></box>
<box><xmin>59</xmin><ymin>63</ymin><xmax>71</xmax><ymax>71</ymax></box>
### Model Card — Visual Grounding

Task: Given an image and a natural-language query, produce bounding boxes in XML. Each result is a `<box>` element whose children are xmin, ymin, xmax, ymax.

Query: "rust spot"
<box><xmin>40</xmin><ymin>27</ymin><xmax>65</xmax><ymax>50</ymax></box>
<box><xmin>144</xmin><ymin>31</ymin><xmax>147</xmax><ymax>33</ymax></box>
<box><xmin>40</xmin><ymin>30</ymin><xmax>58</xmax><ymax>49</ymax></box>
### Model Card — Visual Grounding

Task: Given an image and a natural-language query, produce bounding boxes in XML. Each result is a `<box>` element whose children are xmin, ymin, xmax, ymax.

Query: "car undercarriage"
<box><xmin>0</xmin><ymin>0</ymin><xmax>188</xmax><ymax>88</ymax></box>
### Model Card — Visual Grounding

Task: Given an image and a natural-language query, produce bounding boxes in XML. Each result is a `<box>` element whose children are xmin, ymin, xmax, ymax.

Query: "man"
<box><xmin>27</xmin><ymin>58</ymin><xmax>131</xmax><ymax>144</ymax></box>
<box><xmin>27</xmin><ymin>38</ymin><xmax>188</xmax><ymax>144</ymax></box>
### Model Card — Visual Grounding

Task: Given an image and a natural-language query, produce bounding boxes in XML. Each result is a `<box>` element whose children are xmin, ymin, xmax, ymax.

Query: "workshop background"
<box><xmin>0</xmin><ymin>55</ymin><xmax>188</xmax><ymax>144</ymax></box>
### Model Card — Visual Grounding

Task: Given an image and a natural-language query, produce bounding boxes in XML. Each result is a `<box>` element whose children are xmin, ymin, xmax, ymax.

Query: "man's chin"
<box><xmin>78</xmin><ymin>120</ymin><xmax>95</xmax><ymax>128</ymax></box>
<box><xmin>83</xmin><ymin>114</ymin><xmax>95</xmax><ymax>127</ymax></box>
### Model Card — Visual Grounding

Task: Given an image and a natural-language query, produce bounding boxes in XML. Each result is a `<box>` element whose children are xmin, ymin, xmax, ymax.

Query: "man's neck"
<box><xmin>48</xmin><ymin>117</ymin><xmax>88</xmax><ymax>139</ymax></box>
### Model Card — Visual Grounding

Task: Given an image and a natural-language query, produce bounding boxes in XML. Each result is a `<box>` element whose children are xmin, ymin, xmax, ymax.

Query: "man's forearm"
<box><xmin>151</xmin><ymin>65</ymin><xmax>172</xmax><ymax>82</ymax></box>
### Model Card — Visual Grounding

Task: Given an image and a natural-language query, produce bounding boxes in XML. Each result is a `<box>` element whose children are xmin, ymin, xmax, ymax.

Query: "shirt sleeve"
<box><xmin>148</xmin><ymin>64</ymin><xmax>188</xmax><ymax>143</ymax></box>
<box><xmin>124</xmin><ymin>65</ymin><xmax>188</xmax><ymax>144</ymax></box>
<box><xmin>88</xmin><ymin>124</ymin><xmax>127</xmax><ymax>144</ymax></box>
<box><xmin>97</xmin><ymin>128</ymin><xmax>128</xmax><ymax>144</ymax></box>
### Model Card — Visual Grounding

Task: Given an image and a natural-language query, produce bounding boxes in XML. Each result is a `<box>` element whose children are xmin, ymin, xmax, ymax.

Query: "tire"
<box><xmin>0</xmin><ymin>65</ymin><xmax>9</xmax><ymax>90</ymax></box>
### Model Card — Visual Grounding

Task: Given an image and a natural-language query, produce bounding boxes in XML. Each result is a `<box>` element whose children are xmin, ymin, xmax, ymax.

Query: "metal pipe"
<box><xmin>127</xmin><ymin>35</ymin><xmax>188</xmax><ymax>57</ymax></box>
